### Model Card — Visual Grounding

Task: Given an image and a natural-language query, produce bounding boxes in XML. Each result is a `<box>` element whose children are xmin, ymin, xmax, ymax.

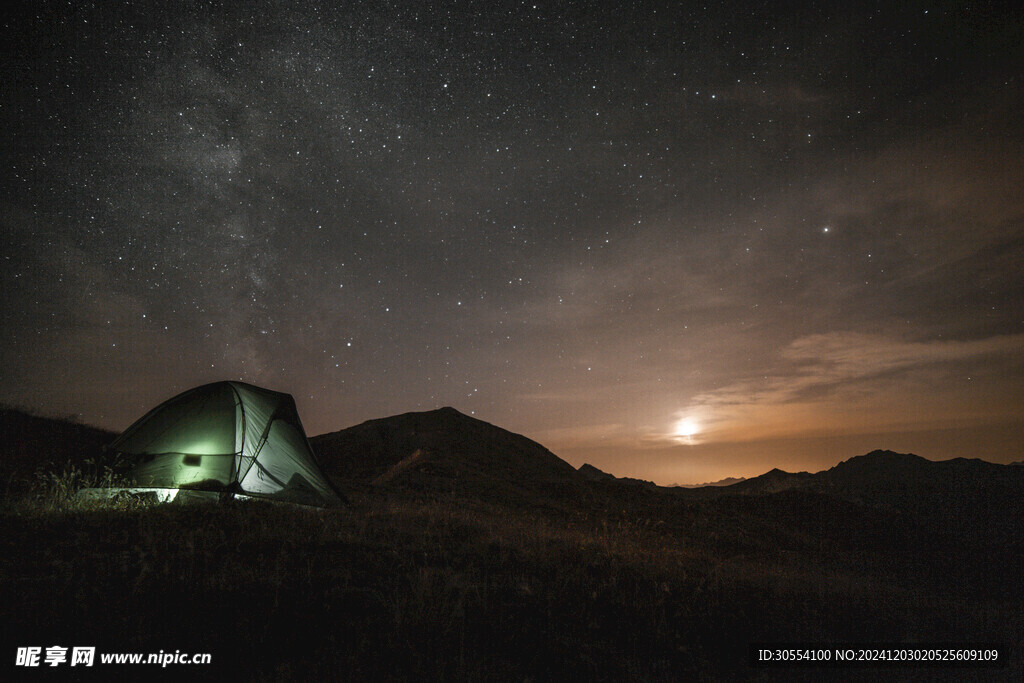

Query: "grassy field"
<box><xmin>1</xmin><ymin>480</ymin><xmax>1019</xmax><ymax>680</ymax></box>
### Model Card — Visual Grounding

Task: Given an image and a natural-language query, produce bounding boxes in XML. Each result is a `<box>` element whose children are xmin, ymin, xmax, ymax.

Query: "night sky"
<box><xmin>3</xmin><ymin>1</ymin><xmax>1022</xmax><ymax>484</ymax></box>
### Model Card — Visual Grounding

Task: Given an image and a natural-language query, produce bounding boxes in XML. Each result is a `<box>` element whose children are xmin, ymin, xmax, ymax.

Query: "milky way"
<box><xmin>3</xmin><ymin>1</ymin><xmax>1022</xmax><ymax>483</ymax></box>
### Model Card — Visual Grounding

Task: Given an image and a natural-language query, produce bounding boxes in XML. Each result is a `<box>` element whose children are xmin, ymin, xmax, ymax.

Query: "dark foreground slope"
<box><xmin>1</xmin><ymin>410</ymin><xmax>1020</xmax><ymax>680</ymax></box>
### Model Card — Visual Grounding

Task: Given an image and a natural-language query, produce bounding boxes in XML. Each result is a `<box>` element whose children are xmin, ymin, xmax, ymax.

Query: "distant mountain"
<box><xmin>728</xmin><ymin>468</ymin><xmax>814</xmax><ymax>493</ymax></box>
<box><xmin>687</xmin><ymin>449</ymin><xmax>1024</xmax><ymax>536</ymax></box>
<box><xmin>693</xmin><ymin>450</ymin><xmax>1023</xmax><ymax>497</ymax></box>
<box><xmin>814</xmin><ymin>449</ymin><xmax>1024</xmax><ymax>515</ymax></box>
<box><xmin>675</xmin><ymin>468</ymin><xmax>814</xmax><ymax>498</ymax></box>
<box><xmin>822</xmin><ymin>449</ymin><xmax>933</xmax><ymax>484</ymax></box>
<box><xmin>814</xmin><ymin>449</ymin><xmax>1022</xmax><ymax>491</ymax></box>
<box><xmin>578</xmin><ymin>463</ymin><xmax>616</xmax><ymax>482</ymax></box>
<box><xmin>675</xmin><ymin>476</ymin><xmax>747</xmax><ymax>489</ymax></box>
<box><xmin>576</xmin><ymin>463</ymin><xmax>657</xmax><ymax>489</ymax></box>
<box><xmin>311</xmin><ymin>407</ymin><xmax>579</xmax><ymax>496</ymax></box>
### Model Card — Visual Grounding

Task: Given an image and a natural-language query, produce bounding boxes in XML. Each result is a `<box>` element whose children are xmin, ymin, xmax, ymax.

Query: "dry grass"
<box><xmin>2</xmin><ymin>476</ymin><xmax>1020</xmax><ymax>680</ymax></box>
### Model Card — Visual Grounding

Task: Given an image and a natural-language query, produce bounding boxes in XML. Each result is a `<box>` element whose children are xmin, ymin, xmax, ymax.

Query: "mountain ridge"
<box><xmin>310</xmin><ymin>406</ymin><xmax>579</xmax><ymax>496</ymax></box>
<box><xmin>674</xmin><ymin>476</ymin><xmax>748</xmax><ymax>489</ymax></box>
<box><xmin>2</xmin><ymin>405</ymin><xmax>1019</xmax><ymax>513</ymax></box>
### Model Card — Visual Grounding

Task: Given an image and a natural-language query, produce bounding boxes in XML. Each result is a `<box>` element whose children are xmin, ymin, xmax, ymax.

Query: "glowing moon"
<box><xmin>674</xmin><ymin>418</ymin><xmax>699</xmax><ymax>439</ymax></box>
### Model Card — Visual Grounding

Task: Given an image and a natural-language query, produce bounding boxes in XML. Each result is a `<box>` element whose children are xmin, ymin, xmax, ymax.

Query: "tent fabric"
<box><xmin>109</xmin><ymin>381</ymin><xmax>342</xmax><ymax>506</ymax></box>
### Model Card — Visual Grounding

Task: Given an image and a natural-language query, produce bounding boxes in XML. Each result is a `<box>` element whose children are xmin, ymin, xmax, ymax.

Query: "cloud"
<box><xmin>673</xmin><ymin>331</ymin><xmax>1024</xmax><ymax>442</ymax></box>
<box><xmin>781</xmin><ymin>332</ymin><xmax>1023</xmax><ymax>383</ymax></box>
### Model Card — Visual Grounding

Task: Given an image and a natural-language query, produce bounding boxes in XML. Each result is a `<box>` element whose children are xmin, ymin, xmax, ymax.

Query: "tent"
<box><xmin>99</xmin><ymin>381</ymin><xmax>342</xmax><ymax>506</ymax></box>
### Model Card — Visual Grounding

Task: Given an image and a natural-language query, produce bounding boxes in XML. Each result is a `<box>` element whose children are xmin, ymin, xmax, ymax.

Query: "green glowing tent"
<box><xmin>106</xmin><ymin>381</ymin><xmax>342</xmax><ymax>506</ymax></box>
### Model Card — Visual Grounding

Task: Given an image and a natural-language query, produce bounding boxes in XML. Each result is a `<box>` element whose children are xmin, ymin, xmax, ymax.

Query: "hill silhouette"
<box><xmin>577</xmin><ymin>463</ymin><xmax>616</xmax><ymax>482</ymax></box>
<box><xmin>311</xmin><ymin>407</ymin><xmax>580</xmax><ymax>500</ymax></box>
<box><xmin>0</xmin><ymin>406</ymin><xmax>115</xmax><ymax>490</ymax></box>
<box><xmin>715</xmin><ymin>468</ymin><xmax>813</xmax><ymax>494</ymax></box>
<box><xmin>674</xmin><ymin>476</ymin><xmax>747</xmax><ymax>488</ymax></box>
<box><xmin>681</xmin><ymin>449</ymin><xmax>1024</xmax><ymax>541</ymax></box>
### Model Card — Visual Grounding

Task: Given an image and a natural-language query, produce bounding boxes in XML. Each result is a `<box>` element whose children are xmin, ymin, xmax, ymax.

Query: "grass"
<box><xmin>2</xmin><ymin>470</ymin><xmax>1020</xmax><ymax>681</ymax></box>
<box><xmin>26</xmin><ymin>456</ymin><xmax>139</xmax><ymax>513</ymax></box>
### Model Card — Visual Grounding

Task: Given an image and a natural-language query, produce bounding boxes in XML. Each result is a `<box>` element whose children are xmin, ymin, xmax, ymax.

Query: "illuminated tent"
<box><xmin>106</xmin><ymin>381</ymin><xmax>342</xmax><ymax>506</ymax></box>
